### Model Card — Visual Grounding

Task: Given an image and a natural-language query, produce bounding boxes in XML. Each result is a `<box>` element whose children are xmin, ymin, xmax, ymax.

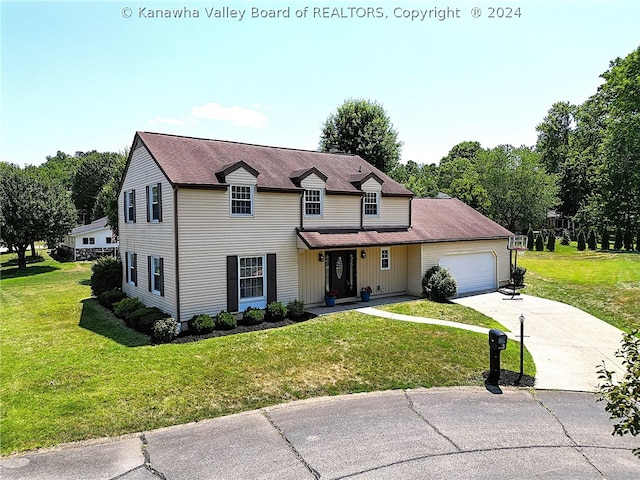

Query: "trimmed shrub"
<box><xmin>421</xmin><ymin>265</ymin><xmax>443</xmax><ymax>296</ymax></box>
<box><xmin>242</xmin><ymin>307</ymin><xmax>264</xmax><ymax>326</ymax></box>
<box><xmin>577</xmin><ymin>230</ymin><xmax>587</xmax><ymax>251</ymax></box>
<box><xmin>91</xmin><ymin>256</ymin><xmax>122</xmax><ymax>296</ymax></box>
<box><xmin>602</xmin><ymin>228</ymin><xmax>610</xmax><ymax>251</ymax></box>
<box><xmin>265</xmin><ymin>302</ymin><xmax>287</xmax><ymax>323</ymax></box>
<box><xmin>614</xmin><ymin>227</ymin><xmax>623</xmax><ymax>250</ymax></box>
<box><xmin>189</xmin><ymin>314</ymin><xmax>215</xmax><ymax>334</ymax></box>
<box><xmin>511</xmin><ymin>266</ymin><xmax>527</xmax><ymax>287</ymax></box>
<box><xmin>127</xmin><ymin>307</ymin><xmax>152</xmax><ymax>328</ymax></box>
<box><xmin>113</xmin><ymin>297</ymin><xmax>144</xmax><ymax>321</ymax></box>
<box><xmin>636</xmin><ymin>230</ymin><xmax>640</xmax><ymax>252</ymax></box>
<box><xmin>215</xmin><ymin>311</ymin><xmax>237</xmax><ymax>330</ymax></box>
<box><xmin>152</xmin><ymin>317</ymin><xmax>178</xmax><ymax>343</ymax></box>
<box><xmin>527</xmin><ymin>227</ymin><xmax>535</xmax><ymax>251</ymax></box>
<box><xmin>535</xmin><ymin>233</ymin><xmax>545</xmax><ymax>251</ymax></box>
<box><xmin>588</xmin><ymin>229</ymin><xmax>598</xmax><ymax>250</ymax></box>
<box><xmin>561</xmin><ymin>229</ymin><xmax>571</xmax><ymax>246</ymax></box>
<box><xmin>624</xmin><ymin>229</ymin><xmax>634</xmax><ymax>251</ymax></box>
<box><xmin>424</xmin><ymin>267</ymin><xmax>457</xmax><ymax>302</ymax></box>
<box><xmin>138</xmin><ymin>309</ymin><xmax>169</xmax><ymax>334</ymax></box>
<box><xmin>98</xmin><ymin>289</ymin><xmax>126</xmax><ymax>309</ymax></box>
<box><xmin>546</xmin><ymin>231</ymin><xmax>556</xmax><ymax>252</ymax></box>
<box><xmin>286</xmin><ymin>299</ymin><xmax>305</xmax><ymax>320</ymax></box>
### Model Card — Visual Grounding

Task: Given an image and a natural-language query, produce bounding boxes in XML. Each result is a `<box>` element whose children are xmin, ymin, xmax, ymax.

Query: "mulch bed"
<box><xmin>483</xmin><ymin>369</ymin><xmax>536</xmax><ymax>387</ymax></box>
<box><xmin>172</xmin><ymin>312</ymin><xmax>317</xmax><ymax>344</ymax></box>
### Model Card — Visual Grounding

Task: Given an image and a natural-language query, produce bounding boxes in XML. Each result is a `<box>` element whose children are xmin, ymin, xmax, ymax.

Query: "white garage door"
<box><xmin>439</xmin><ymin>252</ymin><xmax>497</xmax><ymax>295</ymax></box>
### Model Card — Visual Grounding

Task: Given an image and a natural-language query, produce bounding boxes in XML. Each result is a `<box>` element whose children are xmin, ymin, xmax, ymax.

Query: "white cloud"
<box><xmin>191</xmin><ymin>102</ymin><xmax>268</xmax><ymax>128</ymax></box>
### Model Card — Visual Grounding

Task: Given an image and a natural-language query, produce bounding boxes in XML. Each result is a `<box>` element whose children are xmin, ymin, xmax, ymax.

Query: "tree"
<box><xmin>602</xmin><ymin>228</ymin><xmax>611</xmax><ymax>251</ymax></box>
<box><xmin>528</xmin><ymin>226</ymin><xmax>535</xmax><ymax>251</ymax></box>
<box><xmin>597</xmin><ymin>330</ymin><xmax>640</xmax><ymax>458</ymax></box>
<box><xmin>389</xmin><ymin>161</ymin><xmax>439</xmax><ymax>198</ymax></box>
<box><xmin>577</xmin><ymin>231</ymin><xmax>586</xmax><ymax>251</ymax></box>
<box><xmin>535</xmin><ymin>232</ymin><xmax>545</xmax><ymax>251</ymax></box>
<box><xmin>624</xmin><ymin>229</ymin><xmax>634</xmax><ymax>251</ymax></box>
<box><xmin>319</xmin><ymin>99</ymin><xmax>402</xmax><ymax>173</ymax></box>
<box><xmin>92</xmin><ymin>154</ymin><xmax>127</xmax><ymax>237</ymax></box>
<box><xmin>439</xmin><ymin>141</ymin><xmax>482</xmax><ymax>165</ymax></box>
<box><xmin>535</xmin><ymin>101</ymin><xmax>576</xmax><ymax>174</ymax></box>
<box><xmin>588</xmin><ymin>229</ymin><xmax>598</xmax><ymax>250</ymax></box>
<box><xmin>0</xmin><ymin>164</ymin><xmax>76</xmax><ymax>269</ymax></box>
<box><xmin>546</xmin><ymin>231</ymin><xmax>556</xmax><ymax>252</ymax></box>
<box><xmin>614</xmin><ymin>227</ymin><xmax>624</xmax><ymax>250</ymax></box>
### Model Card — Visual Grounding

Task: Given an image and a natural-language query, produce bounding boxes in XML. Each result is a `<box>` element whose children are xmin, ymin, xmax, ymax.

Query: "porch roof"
<box><xmin>297</xmin><ymin>227</ymin><xmax>420</xmax><ymax>249</ymax></box>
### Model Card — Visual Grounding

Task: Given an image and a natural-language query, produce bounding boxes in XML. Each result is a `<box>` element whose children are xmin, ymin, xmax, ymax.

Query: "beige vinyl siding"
<box><xmin>177</xmin><ymin>188</ymin><xmax>299</xmax><ymax>320</ymax></box>
<box><xmin>298</xmin><ymin>250</ymin><xmax>327</xmax><ymax>305</ymax></box>
<box><xmin>407</xmin><ymin>244</ymin><xmax>423</xmax><ymax>296</ymax></box>
<box><xmin>306</xmin><ymin>194</ymin><xmax>361</xmax><ymax>228</ymax></box>
<box><xmin>119</xmin><ymin>145</ymin><xmax>176</xmax><ymax>317</ymax></box>
<box><xmin>226</xmin><ymin>168</ymin><xmax>258</xmax><ymax>185</ymax></box>
<box><xmin>357</xmin><ymin>245</ymin><xmax>407</xmax><ymax>296</ymax></box>
<box><xmin>300</xmin><ymin>174</ymin><xmax>326</xmax><ymax>190</ymax></box>
<box><xmin>364</xmin><ymin>196</ymin><xmax>411</xmax><ymax>228</ymax></box>
<box><xmin>420</xmin><ymin>240</ymin><xmax>511</xmax><ymax>288</ymax></box>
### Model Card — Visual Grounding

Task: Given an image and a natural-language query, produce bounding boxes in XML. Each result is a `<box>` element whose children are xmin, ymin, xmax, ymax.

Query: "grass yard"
<box><xmin>519</xmin><ymin>244</ymin><xmax>640</xmax><ymax>332</ymax></box>
<box><xmin>0</xmin><ymin>251</ymin><xmax>533</xmax><ymax>455</ymax></box>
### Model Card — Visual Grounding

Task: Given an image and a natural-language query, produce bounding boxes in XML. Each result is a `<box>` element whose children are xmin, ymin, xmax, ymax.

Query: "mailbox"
<box><xmin>489</xmin><ymin>329</ymin><xmax>508</xmax><ymax>351</ymax></box>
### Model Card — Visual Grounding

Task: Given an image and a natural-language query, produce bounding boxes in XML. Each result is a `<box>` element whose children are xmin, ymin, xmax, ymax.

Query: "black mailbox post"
<box><xmin>488</xmin><ymin>329</ymin><xmax>508</xmax><ymax>385</ymax></box>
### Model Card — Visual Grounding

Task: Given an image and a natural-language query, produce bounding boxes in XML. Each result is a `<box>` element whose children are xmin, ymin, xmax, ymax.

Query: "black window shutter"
<box><xmin>146</xmin><ymin>185</ymin><xmax>150</xmax><ymax>223</ymax></box>
<box><xmin>124</xmin><ymin>193</ymin><xmax>128</xmax><ymax>224</ymax></box>
<box><xmin>133</xmin><ymin>253</ymin><xmax>138</xmax><ymax>285</ymax></box>
<box><xmin>147</xmin><ymin>256</ymin><xmax>152</xmax><ymax>292</ymax></box>
<box><xmin>157</xmin><ymin>183</ymin><xmax>163</xmax><ymax>222</ymax></box>
<box><xmin>267</xmin><ymin>254</ymin><xmax>277</xmax><ymax>304</ymax></box>
<box><xmin>132</xmin><ymin>190</ymin><xmax>136</xmax><ymax>223</ymax></box>
<box><xmin>227</xmin><ymin>256</ymin><xmax>238</xmax><ymax>312</ymax></box>
<box><xmin>125</xmin><ymin>252</ymin><xmax>130</xmax><ymax>284</ymax></box>
<box><xmin>159</xmin><ymin>257</ymin><xmax>164</xmax><ymax>297</ymax></box>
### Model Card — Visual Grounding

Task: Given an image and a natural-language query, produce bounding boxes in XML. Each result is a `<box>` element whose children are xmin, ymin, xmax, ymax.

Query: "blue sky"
<box><xmin>2</xmin><ymin>0</ymin><xmax>639</xmax><ymax>167</ymax></box>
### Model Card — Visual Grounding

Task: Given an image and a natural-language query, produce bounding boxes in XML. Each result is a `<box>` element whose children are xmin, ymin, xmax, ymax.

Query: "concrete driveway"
<box><xmin>453</xmin><ymin>292</ymin><xmax>626</xmax><ymax>392</ymax></box>
<box><xmin>1</xmin><ymin>387</ymin><xmax>637</xmax><ymax>480</ymax></box>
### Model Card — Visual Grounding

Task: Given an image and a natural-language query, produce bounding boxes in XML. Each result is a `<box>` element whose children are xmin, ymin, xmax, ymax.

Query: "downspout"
<box><xmin>173</xmin><ymin>185</ymin><xmax>181</xmax><ymax>326</ymax></box>
<box><xmin>360</xmin><ymin>194</ymin><xmax>365</xmax><ymax>230</ymax></box>
<box><xmin>300</xmin><ymin>192</ymin><xmax>304</xmax><ymax>229</ymax></box>
<box><xmin>409</xmin><ymin>195</ymin><xmax>414</xmax><ymax>227</ymax></box>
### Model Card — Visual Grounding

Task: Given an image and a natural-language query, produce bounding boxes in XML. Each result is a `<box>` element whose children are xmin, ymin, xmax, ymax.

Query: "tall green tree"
<box><xmin>0</xmin><ymin>164</ymin><xmax>76</xmax><ymax>269</ymax></box>
<box><xmin>319</xmin><ymin>99</ymin><xmax>402</xmax><ymax>173</ymax></box>
<box><xmin>535</xmin><ymin>101</ymin><xmax>576</xmax><ymax>174</ymax></box>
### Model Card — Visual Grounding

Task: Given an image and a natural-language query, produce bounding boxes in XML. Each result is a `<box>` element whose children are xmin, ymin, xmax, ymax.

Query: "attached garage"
<box><xmin>439</xmin><ymin>251</ymin><xmax>497</xmax><ymax>295</ymax></box>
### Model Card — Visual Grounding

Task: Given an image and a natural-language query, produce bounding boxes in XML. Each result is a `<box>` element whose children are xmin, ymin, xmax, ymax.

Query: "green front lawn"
<box><xmin>519</xmin><ymin>244</ymin><xmax>640</xmax><ymax>332</ymax></box>
<box><xmin>0</xmin><ymin>251</ymin><xmax>533</xmax><ymax>455</ymax></box>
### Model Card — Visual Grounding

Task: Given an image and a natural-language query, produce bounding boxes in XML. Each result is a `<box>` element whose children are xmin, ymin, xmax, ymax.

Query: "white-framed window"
<box><xmin>304</xmin><ymin>189</ymin><xmax>323</xmax><ymax>217</ymax></box>
<box><xmin>83</xmin><ymin>237</ymin><xmax>89</xmax><ymax>245</ymax></box>
<box><xmin>150</xmin><ymin>256</ymin><xmax>163</xmax><ymax>296</ymax></box>
<box><xmin>148</xmin><ymin>184</ymin><xmax>161</xmax><ymax>222</ymax></box>
<box><xmin>126</xmin><ymin>252</ymin><xmax>137</xmax><ymax>286</ymax></box>
<box><xmin>381</xmin><ymin>248</ymin><xmax>390</xmax><ymax>270</ymax></box>
<box><xmin>231</xmin><ymin>185</ymin><xmax>253</xmax><ymax>216</ymax></box>
<box><xmin>364</xmin><ymin>191</ymin><xmax>379</xmax><ymax>216</ymax></box>
<box><xmin>125</xmin><ymin>190</ymin><xmax>136</xmax><ymax>223</ymax></box>
<box><xmin>239</xmin><ymin>256</ymin><xmax>264</xmax><ymax>299</ymax></box>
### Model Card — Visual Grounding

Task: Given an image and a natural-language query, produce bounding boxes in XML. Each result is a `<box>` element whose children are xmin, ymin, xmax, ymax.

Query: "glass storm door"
<box><xmin>327</xmin><ymin>250</ymin><xmax>357</xmax><ymax>298</ymax></box>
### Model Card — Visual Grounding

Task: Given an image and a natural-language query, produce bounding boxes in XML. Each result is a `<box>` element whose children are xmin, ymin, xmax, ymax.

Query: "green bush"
<box><xmin>421</xmin><ymin>265</ymin><xmax>442</xmax><ymax>296</ymax></box>
<box><xmin>215</xmin><ymin>311</ymin><xmax>237</xmax><ymax>330</ymax></box>
<box><xmin>614</xmin><ymin>227</ymin><xmax>623</xmax><ymax>250</ymax></box>
<box><xmin>546</xmin><ymin>231</ymin><xmax>556</xmax><ymax>252</ymax></box>
<box><xmin>265</xmin><ymin>301</ymin><xmax>287</xmax><ymax>322</ymax></box>
<box><xmin>527</xmin><ymin>227</ymin><xmax>535</xmax><ymax>251</ymax></box>
<box><xmin>561</xmin><ymin>229</ymin><xmax>571</xmax><ymax>246</ymax></box>
<box><xmin>535</xmin><ymin>233</ymin><xmax>545</xmax><ymax>251</ymax></box>
<box><xmin>98</xmin><ymin>290</ymin><xmax>126</xmax><ymax>309</ymax></box>
<box><xmin>602</xmin><ymin>228</ymin><xmax>611</xmax><ymax>250</ymax></box>
<box><xmin>189</xmin><ymin>314</ymin><xmax>215</xmax><ymax>334</ymax></box>
<box><xmin>286</xmin><ymin>299</ymin><xmax>305</xmax><ymax>319</ymax></box>
<box><xmin>577</xmin><ymin>231</ymin><xmax>586</xmax><ymax>251</ymax></box>
<box><xmin>152</xmin><ymin>317</ymin><xmax>178</xmax><ymax>343</ymax></box>
<box><xmin>138</xmin><ymin>309</ymin><xmax>169</xmax><ymax>334</ymax></box>
<box><xmin>127</xmin><ymin>307</ymin><xmax>152</xmax><ymax>328</ymax></box>
<box><xmin>113</xmin><ymin>297</ymin><xmax>143</xmax><ymax>321</ymax></box>
<box><xmin>624</xmin><ymin>229</ymin><xmax>634</xmax><ymax>251</ymax></box>
<box><xmin>636</xmin><ymin>230</ymin><xmax>640</xmax><ymax>252</ymax></box>
<box><xmin>511</xmin><ymin>266</ymin><xmax>527</xmax><ymax>287</ymax></box>
<box><xmin>91</xmin><ymin>256</ymin><xmax>122</xmax><ymax>296</ymax></box>
<box><xmin>423</xmin><ymin>267</ymin><xmax>457</xmax><ymax>302</ymax></box>
<box><xmin>242</xmin><ymin>307</ymin><xmax>264</xmax><ymax>326</ymax></box>
<box><xmin>588</xmin><ymin>229</ymin><xmax>598</xmax><ymax>250</ymax></box>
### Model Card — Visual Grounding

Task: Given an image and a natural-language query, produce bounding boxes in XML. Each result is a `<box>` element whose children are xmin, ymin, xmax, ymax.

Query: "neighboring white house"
<box><xmin>118</xmin><ymin>131</ymin><xmax>513</xmax><ymax>329</ymax></box>
<box><xmin>62</xmin><ymin>217</ymin><xmax>118</xmax><ymax>260</ymax></box>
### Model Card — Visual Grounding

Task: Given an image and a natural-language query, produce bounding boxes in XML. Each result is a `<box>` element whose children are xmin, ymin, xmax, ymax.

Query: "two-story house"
<box><xmin>119</xmin><ymin>132</ymin><xmax>512</xmax><ymax>330</ymax></box>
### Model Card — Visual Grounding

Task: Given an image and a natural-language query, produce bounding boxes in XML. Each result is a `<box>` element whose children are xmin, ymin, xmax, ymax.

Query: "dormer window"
<box><xmin>304</xmin><ymin>189</ymin><xmax>323</xmax><ymax>217</ymax></box>
<box><xmin>231</xmin><ymin>185</ymin><xmax>253</xmax><ymax>216</ymax></box>
<box><xmin>364</xmin><ymin>191</ymin><xmax>379</xmax><ymax>216</ymax></box>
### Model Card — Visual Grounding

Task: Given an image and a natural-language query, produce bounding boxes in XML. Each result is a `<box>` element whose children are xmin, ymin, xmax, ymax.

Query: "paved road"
<box><xmin>1</xmin><ymin>388</ymin><xmax>637</xmax><ymax>479</ymax></box>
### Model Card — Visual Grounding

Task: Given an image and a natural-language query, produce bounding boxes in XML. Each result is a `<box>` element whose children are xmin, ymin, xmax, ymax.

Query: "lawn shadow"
<box><xmin>1</xmin><ymin>264</ymin><xmax>60</xmax><ymax>280</ymax></box>
<box><xmin>79</xmin><ymin>298</ymin><xmax>151</xmax><ymax>347</ymax></box>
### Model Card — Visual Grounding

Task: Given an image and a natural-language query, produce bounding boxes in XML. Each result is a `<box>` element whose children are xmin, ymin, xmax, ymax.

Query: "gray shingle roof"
<box><xmin>70</xmin><ymin>217</ymin><xmax>110</xmax><ymax>236</ymax></box>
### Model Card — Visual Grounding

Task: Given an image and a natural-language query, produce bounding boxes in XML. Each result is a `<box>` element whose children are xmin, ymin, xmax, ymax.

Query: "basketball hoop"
<box><xmin>502</xmin><ymin>235</ymin><xmax>529</xmax><ymax>300</ymax></box>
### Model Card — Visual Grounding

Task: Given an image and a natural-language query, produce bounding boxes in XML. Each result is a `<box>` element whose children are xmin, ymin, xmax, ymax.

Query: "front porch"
<box><xmin>306</xmin><ymin>294</ymin><xmax>418</xmax><ymax>317</ymax></box>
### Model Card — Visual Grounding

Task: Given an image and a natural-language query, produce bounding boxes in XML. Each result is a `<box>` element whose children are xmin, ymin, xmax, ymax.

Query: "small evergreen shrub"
<box><xmin>127</xmin><ymin>307</ymin><xmax>153</xmax><ymax>328</ymax></box>
<box><xmin>424</xmin><ymin>267</ymin><xmax>457</xmax><ymax>302</ymax></box>
<box><xmin>535</xmin><ymin>233</ymin><xmax>545</xmax><ymax>251</ymax></box>
<box><xmin>421</xmin><ymin>265</ymin><xmax>443</xmax><ymax>296</ymax></box>
<box><xmin>286</xmin><ymin>299</ymin><xmax>305</xmax><ymax>320</ymax></box>
<box><xmin>512</xmin><ymin>266</ymin><xmax>527</xmax><ymax>287</ymax></box>
<box><xmin>152</xmin><ymin>317</ymin><xmax>178</xmax><ymax>343</ymax></box>
<box><xmin>588</xmin><ymin>229</ymin><xmax>598</xmax><ymax>250</ymax></box>
<box><xmin>113</xmin><ymin>297</ymin><xmax>144</xmax><ymax>321</ymax></box>
<box><xmin>133</xmin><ymin>308</ymin><xmax>168</xmax><ymax>333</ymax></box>
<box><xmin>527</xmin><ymin>227</ymin><xmax>535</xmax><ymax>251</ymax></box>
<box><xmin>91</xmin><ymin>256</ymin><xmax>122</xmax><ymax>296</ymax></box>
<box><xmin>215</xmin><ymin>311</ymin><xmax>237</xmax><ymax>330</ymax></box>
<box><xmin>242</xmin><ymin>307</ymin><xmax>264</xmax><ymax>326</ymax></box>
<box><xmin>624</xmin><ymin>229</ymin><xmax>633</xmax><ymax>251</ymax></box>
<box><xmin>614</xmin><ymin>227</ymin><xmax>623</xmax><ymax>250</ymax></box>
<box><xmin>577</xmin><ymin>231</ymin><xmax>586</xmax><ymax>251</ymax></box>
<box><xmin>602</xmin><ymin>228</ymin><xmax>610</xmax><ymax>251</ymax></box>
<box><xmin>265</xmin><ymin>302</ymin><xmax>287</xmax><ymax>322</ymax></box>
<box><xmin>636</xmin><ymin>230</ymin><xmax>640</xmax><ymax>252</ymax></box>
<box><xmin>561</xmin><ymin>229</ymin><xmax>571</xmax><ymax>246</ymax></box>
<box><xmin>189</xmin><ymin>314</ymin><xmax>215</xmax><ymax>334</ymax></box>
<box><xmin>546</xmin><ymin>231</ymin><xmax>556</xmax><ymax>252</ymax></box>
<box><xmin>98</xmin><ymin>289</ymin><xmax>126</xmax><ymax>309</ymax></box>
